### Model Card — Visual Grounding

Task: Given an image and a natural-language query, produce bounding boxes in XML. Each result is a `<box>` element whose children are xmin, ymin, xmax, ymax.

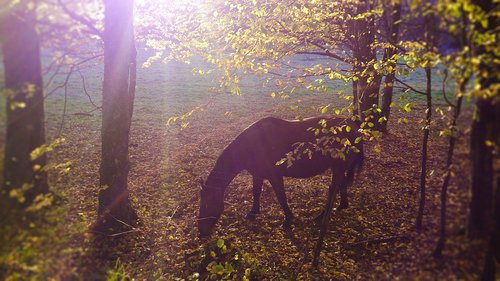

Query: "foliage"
<box><xmin>0</xmin><ymin>196</ymin><xmax>84</xmax><ymax>280</ymax></box>
<box><xmin>106</xmin><ymin>259</ymin><xmax>131</xmax><ymax>281</ymax></box>
<box><xmin>187</xmin><ymin>238</ymin><xmax>263</xmax><ymax>280</ymax></box>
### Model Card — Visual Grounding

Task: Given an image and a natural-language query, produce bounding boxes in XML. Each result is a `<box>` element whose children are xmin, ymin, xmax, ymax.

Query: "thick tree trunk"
<box><xmin>0</xmin><ymin>7</ymin><xmax>48</xmax><ymax>212</ymax></box>
<box><xmin>469</xmin><ymin>99</ymin><xmax>496</xmax><ymax>238</ymax></box>
<box><xmin>481</xmin><ymin>175</ymin><xmax>500</xmax><ymax>281</ymax></box>
<box><xmin>351</xmin><ymin>3</ymin><xmax>381</xmax><ymax>127</ymax></box>
<box><xmin>380</xmin><ymin>3</ymin><xmax>401</xmax><ymax>132</ymax></box>
<box><xmin>93</xmin><ymin>0</ymin><xmax>137</xmax><ymax>234</ymax></box>
<box><xmin>468</xmin><ymin>0</ymin><xmax>498</xmax><ymax>240</ymax></box>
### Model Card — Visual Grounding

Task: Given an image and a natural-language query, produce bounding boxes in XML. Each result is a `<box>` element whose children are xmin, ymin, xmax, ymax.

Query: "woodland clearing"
<box><xmin>4</xmin><ymin>52</ymin><xmax>484</xmax><ymax>280</ymax></box>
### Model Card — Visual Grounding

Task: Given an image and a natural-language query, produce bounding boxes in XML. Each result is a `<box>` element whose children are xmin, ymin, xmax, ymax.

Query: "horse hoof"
<box><xmin>246</xmin><ymin>212</ymin><xmax>259</xmax><ymax>220</ymax></box>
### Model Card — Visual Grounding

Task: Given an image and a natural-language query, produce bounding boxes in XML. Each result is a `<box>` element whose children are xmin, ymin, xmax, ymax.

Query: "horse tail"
<box><xmin>345</xmin><ymin>141</ymin><xmax>364</xmax><ymax>186</ymax></box>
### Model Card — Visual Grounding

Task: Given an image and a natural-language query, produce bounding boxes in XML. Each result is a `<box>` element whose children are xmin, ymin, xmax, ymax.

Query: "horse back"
<box><xmin>230</xmin><ymin>116</ymin><xmax>361</xmax><ymax>179</ymax></box>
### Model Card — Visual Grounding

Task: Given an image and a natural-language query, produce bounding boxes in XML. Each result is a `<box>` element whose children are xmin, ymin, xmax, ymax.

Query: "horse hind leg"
<box><xmin>246</xmin><ymin>177</ymin><xmax>263</xmax><ymax>220</ymax></box>
<box><xmin>339</xmin><ymin>160</ymin><xmax>358</xmax><ymax>210</ymax></box>
<box><xmin>338</xmin><ymin>175</ymin><xmax>349</xmax><ymax>210</ymax></box>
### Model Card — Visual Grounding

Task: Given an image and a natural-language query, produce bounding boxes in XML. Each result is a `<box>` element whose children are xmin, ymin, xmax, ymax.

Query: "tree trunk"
<box><xmin>380</xmin><ymin>3</ymin><xmax>401</xmax><ymax>132</ymax></box>
<box><xmin>415</xmin><ymin>66</ymin><xmax>432</xmax><ymax>231</ymax></box>
<box><xmin>480</xmin><ymin>173</ymin><xmax>500</xmax><ymax>281</ymax></box>
<box><xmin>468</xmin><ymin>0</ymin><xmax>497</xmax><ymax>239</ymax></box>
<box><xmin>433</xmin><ymin>78</ymin><xmax>466</xmax><ymax>256</ymax></box>
<box><xmin>0</xmin><ymin>6</ymin><xmax>48</xmax><ymax>213</ymax></box>
<box><xmin>93</xmin><ymin>0</ymin><xmax>137</xmax><ymax>234</ymax></box>
<box><xmin>351</xmin><ymin>3</ymin><xmax>381</xmax><ymax>127</ymax></box>
<box><xmin>469</xmin><ymin>99</ymin><xmax>496</xmax><ymax>238</ymax></box>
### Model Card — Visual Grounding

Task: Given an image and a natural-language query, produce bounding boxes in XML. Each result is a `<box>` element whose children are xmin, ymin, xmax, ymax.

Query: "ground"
<box><xmin>0</xmin><ymin>55</ymin><xmax>489</xmax><ymax>280</ymax></box>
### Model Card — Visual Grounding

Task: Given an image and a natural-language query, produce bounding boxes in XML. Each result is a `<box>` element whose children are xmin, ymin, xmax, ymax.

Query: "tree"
<box><xmin>415</xmin><ymin>2</ymin><xmax>438</xmax><ymax>231</ymax></box>
<box><xmin>379</xmin><ymin>2</ymin><xmax>401</xmax><ymax>132</ymax></box>
<box><xmin>0</xmin><ymin>2</ymin><xmax>49</xmax><ymax>213</ymax></box>
<box><xmin>349</xmin><ymin>1</ymin><xmax>382</xmax><ymax>123</ymax></box>
<box><xmin>92</xmin><ymin>0</ymin><xmax>138</xmax><ymax>234</ymax></box>
<box><xmin>468</xmin><ymin>0</ymin><xmax>498</xmax><ymax>240</ymax></box>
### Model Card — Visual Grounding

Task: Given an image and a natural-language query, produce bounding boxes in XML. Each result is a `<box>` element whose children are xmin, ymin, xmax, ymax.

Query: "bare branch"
<box><xmin>78</xmin><ymin>70</ymin><xmax>101</xmax><ymax>110</ymax></box>
<box><xmin>57</xmin><ymin>0</ymin><xmax>103</xmax><ymax>38</ymax></box>
<box><xmin>394</xmin><ymin>77</ymin><xmax>426</xmax><ymax>95</ymax></box>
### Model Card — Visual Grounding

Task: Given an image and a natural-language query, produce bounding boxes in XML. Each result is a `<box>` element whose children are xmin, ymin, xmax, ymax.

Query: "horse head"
<box><xmin>198</xmin><ymin>178</ymin><xmax>224</xmax><ymax>238</ymax></box>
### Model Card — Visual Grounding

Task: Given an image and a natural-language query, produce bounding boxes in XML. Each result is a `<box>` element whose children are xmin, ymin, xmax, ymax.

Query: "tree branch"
<box><xmin>57</xmin><ymin>0</ymin><xmax>103</xmax><ymax>38</ymax></box>
<box><xmin>394</xmin><ymin>77</ymin><xmax>426</xmax><ymax>95</ymax></box>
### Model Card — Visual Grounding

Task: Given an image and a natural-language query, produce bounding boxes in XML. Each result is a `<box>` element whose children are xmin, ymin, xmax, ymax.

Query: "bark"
<box><xmin>469</xmin><ymin>99</ymin><xmax>496</xmax><ymax>238</ymax></box>
<box><xmin>380</xmin><ymin>3</ymin><xmax>401</xmax><ymax>132</ymax></box>
<box><xmin>433</xmin><ymin>79</ymin><xmax>466</xmax><ymax>257</ymax></box>
<box><xmin>352</xmin><ymin>3</ymin><xmax>382</xmax><ymax>128</ymax></box>
<box><xmin>481</xmin><ymin>175</ymin><xmax>500</xmax><ymax>281</ymax></box>
<box><xmin>468</xmin><ymin>0</ymin><xmax>497</xmax><ymax>239</ymax></box>
<box><xmin>0</xmin><ymin>6</ymin><xmax>48</xmax><ymax>212</ymax></box>
<box><xmin>415</xmin><ymin>66</ymin><xmax>432</xmax><ymax>230</ymax></box>
<box><xmin>346</xmin><ymin>2</ymin><xmax>378</xmax><ymax>122</ymax></box>
<box><xmin>93</xmin><ymin>0</ymin><xmax>137</xmax><ymax>234</ymax></box>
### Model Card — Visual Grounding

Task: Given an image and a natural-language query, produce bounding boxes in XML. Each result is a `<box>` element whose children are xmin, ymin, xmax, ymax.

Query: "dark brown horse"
<box><xmin>198</xmin><ymin>116</ymin><xmax>364</xmax><ymax>237</ymax></box>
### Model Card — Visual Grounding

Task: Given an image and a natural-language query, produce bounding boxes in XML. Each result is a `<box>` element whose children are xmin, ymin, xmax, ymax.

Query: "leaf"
<box><xmin>403</xmin><ymin>103</ymin><xmax>411</xmax><ymax>112</ymax></box>
<box><xmin>217</xmin><ymin>239</ymin><xmax>225</xmax><ymax>249</ymax></box>
<box><xmin>321</xmin><ymin>104</ymin><xmax>330</xmax><ymax>114</ymax></box>
<box><xmin>345</xmin><ymin>125</ymin><xmax>351</xmax><ymax>132</ymax></box>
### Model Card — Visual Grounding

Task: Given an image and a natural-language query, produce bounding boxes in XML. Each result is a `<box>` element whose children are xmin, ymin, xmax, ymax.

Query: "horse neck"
<box><xmin>206</xmin><ymin>148</ymin><xmax>241</xmax><ymax>192</ymax></box>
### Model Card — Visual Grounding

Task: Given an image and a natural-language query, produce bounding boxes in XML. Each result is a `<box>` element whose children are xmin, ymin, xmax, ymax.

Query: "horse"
<box><xmin>198</xmin><ymin>116</ymin><xmax>364</xmax><ymax>238</ymax></box>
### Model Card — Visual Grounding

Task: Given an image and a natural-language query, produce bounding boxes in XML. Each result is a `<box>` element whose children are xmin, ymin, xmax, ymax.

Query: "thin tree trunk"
<box><xmin>313</xmin><ymin>184</ymin><xmax>339</xmax><ymax>267</ymax></box>
<box><xmin>433</xmin><ymin>78</ymin><xmax>466</xmax><ymax>257</ymax></box>
<box><xmin>380</xmin><ymin>3</ymin><xmax>401</xmax><ymax>132</ymax></box>
<box><xmin>416</xmin><ymin>66</ymin><xmax>432</xmax><ymax>230</ymax></box>
<box><xmin>0</xmin><ymin>6</ymin><xmax>48</xmax><ymax>213</ymax></box>
<box><xmin>93</xmin><ymin>0</ymin><xmax>137</xmax><ymax>234</ymax></box>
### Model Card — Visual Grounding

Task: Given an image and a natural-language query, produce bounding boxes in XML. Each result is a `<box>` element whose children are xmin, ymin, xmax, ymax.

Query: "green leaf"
<box><xmin>321</xmin><ymin>104</ymin><xmax>330</xmax><ymax>114</ymax></box>
<box><xmin>217</xmin><ymin>239</ymin><xmax>225</xmax><ymax>249</ymax></box>
<box><xmin>403</xmin><ymin>103</ymin><xmax>412</xmax><ymax>112</ymax></box>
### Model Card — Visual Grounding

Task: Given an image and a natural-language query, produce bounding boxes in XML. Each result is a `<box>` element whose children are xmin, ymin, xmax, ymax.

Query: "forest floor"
<box><xmin>0</xmin><ymin>57</ymin><xmax>489</xmax><ymax>280</ymax></box>
<box><xmin>43</xmin><ymin>79</ymin><xmax>487</xmax><ymax>280</ymax></box>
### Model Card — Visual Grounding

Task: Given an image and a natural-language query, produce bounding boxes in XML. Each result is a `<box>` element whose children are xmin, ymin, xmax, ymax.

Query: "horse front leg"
<box><xmin>269</xmin><ymin>176</ymin><xmax>293</xmax><ymax>228</ymax></box>
<box><xmin>246</xmin><ymin>177</ymin><xmax>263</xmax><ymax>220</ymax></box>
